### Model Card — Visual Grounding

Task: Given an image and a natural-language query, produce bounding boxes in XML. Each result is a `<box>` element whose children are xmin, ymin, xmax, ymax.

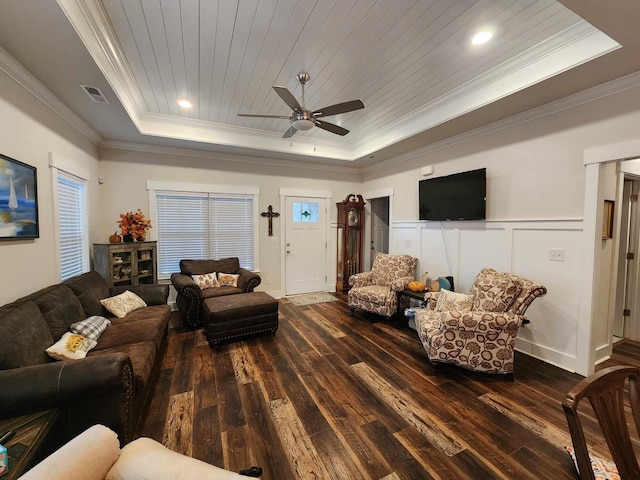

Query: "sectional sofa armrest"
<box><xmin>236</xmin><ymin>268</ymin><xmax>261</xmax><ymax>292</ymax></box>
<box><xmin>0</xmin><ymin>353</ymin><xmax>134</xmax><ymax>444</ymax></box>
<box><xmin>111</xmin><ymin>283</ymin><xmax>169</xmax><ymax>306</ymax></box>
<box><xmin>439</xmin><ymin>310</ymin><xmax>522</xmax><ymax>333</ymax></box>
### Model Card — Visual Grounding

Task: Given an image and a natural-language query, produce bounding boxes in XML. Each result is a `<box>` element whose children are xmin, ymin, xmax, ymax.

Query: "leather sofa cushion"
<box><xmin>95</xmin><ymin>316</ymin><xmax>167</xmax><ymax>352</ymax></box>
<box><xmin>202</xmin><ymin>286</ymin><xmax>243</xmax><ymax>299</ymax></box>
<box><xmin>17</xmin><ymin>284</ymin><xmax>85</xmax><ymax>341</ymax></box>
<box><xmin>88</xmin><ymin>341</ymin><xmax>156</xmax><ymax>398</ymax></box>
<box><xmin>180</xmin><ymin>257</ymin><xmax>240</xmax><ymax>276</ymax></box>
<box><xmin>108</xmin><ymin>304</ymin><xmax>171</xmax><ymax>328</ymax></box>
<box><xmin>63</xmin><ymin>271</ymin><xmax>110</xmax><ymax>317</ymax></box>
<box><xmin>204</xmin><ymin>292</ymin><xmax>278</xmax><ymax>324</ymax></box>
<box><xmin>0</xmin><ymin>302</ymin><xmax>53</xmax><ymax>369</ymax></box>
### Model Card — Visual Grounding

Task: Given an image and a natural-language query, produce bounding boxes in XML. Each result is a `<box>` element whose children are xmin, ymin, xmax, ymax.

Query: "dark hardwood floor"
<box><xmin>138</xmin><ymin>296</ymin><xmax>639</xmax><ymax>479</ymax></box>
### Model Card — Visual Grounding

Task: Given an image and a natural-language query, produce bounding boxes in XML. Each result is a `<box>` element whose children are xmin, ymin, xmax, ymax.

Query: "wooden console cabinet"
<box><xmin>93</xmin><ymin>241</ymin><xmax>157</xmax><ymax>287</ymax></box>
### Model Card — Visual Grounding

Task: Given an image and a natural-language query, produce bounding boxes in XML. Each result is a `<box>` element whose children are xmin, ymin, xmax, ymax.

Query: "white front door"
<box><xmin>285</xmin><ymin>197</ymin><xmax>327</xmax><ymax>295</ymax></box>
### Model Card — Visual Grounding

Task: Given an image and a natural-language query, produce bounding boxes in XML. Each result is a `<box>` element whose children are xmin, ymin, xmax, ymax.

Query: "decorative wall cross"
<box><xmin>261</xmin><ymin>205</ymin><xmax>280</xmax><ymax>236</ymax></box>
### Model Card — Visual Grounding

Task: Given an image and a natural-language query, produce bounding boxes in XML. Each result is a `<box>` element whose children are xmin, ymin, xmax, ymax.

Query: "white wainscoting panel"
<box><xmin>512</xmin><ymin>226</ymin><xmax>583</xmax><ymax>372</ymax></box>
<box><xmin>395</xmin><ymin>219</ymin><xmax>583</xmax><ymax>372</ymax></box>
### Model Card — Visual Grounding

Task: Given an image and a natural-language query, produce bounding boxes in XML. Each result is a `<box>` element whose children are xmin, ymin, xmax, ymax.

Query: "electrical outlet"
<box><xmin>549</xmin><ymin>249</ymin><xmax>565</xmax><ymax>262</ymax></box>
<box><xmin>266</xmin><ymin>277</ymin><xmax>271</xmax><ymax>285</ymax></box>
<box><xmin>405</xmin><ymin>239</ymin><xmax>412</xmax><ymax>247</ymax></box>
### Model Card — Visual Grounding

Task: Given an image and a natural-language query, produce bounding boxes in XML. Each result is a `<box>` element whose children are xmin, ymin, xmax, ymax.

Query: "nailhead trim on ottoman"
<box><xmin>203</xmin><ymin>292</ymin><xmax>279</xmax><ymax>348</ymax></box>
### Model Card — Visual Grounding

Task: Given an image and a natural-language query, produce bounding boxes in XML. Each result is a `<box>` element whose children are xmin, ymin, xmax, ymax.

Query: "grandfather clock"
<box><xmin>336</xmin><ymin>194</ymin><xmax>366</xmax><ymax>293</ymax></box>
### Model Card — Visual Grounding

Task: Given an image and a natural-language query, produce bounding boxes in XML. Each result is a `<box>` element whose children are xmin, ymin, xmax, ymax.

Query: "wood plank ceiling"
<box><xmin>57</xmin><ymin>0</ymin><xmax>616</xmax><ymax>161</ymax></box>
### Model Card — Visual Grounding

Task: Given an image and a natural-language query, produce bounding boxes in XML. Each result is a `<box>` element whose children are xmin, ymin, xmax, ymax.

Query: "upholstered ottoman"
<box><xmin>203</xmin><ymin>292</ymin><xmax>279</xmax><ymax>347</ymax></box>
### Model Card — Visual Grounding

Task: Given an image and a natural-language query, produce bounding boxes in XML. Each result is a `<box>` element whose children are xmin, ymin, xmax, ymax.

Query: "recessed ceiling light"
<box><xmin>471</xmin><ymin>30</ymin><xmax>493</xmax><ymax>45</ymax></box>
<box><xmin>178</xmin><ymin>99</ymin><xmax>192</xmax><ymax>108</ymax></box>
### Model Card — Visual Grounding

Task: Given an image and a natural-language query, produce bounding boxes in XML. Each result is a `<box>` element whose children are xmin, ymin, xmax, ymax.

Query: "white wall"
<box><xmin>362</xmin><ymin>84</ymin><xmax>640</xmax><ymax>373</ymax></box>
<box><xmin>97</xmin><ymin>147</ymin><xmax>361</xmax><ymax>294</ymax></box>
<box><xmin>0</xmin><ymin>70</ymin><xmax>99</xmax><ymax>305</ymax></box>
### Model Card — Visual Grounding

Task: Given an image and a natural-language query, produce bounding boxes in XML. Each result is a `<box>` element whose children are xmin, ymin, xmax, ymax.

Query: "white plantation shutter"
<box><xmin>155</xmin><ymin>191</ymin><xmax>255</xmax><ymax>279</ymax></box>
<box><xmin>57</xmin><ymin>174</ymin><xmax>88</xmax><ymax>280</ymax></box>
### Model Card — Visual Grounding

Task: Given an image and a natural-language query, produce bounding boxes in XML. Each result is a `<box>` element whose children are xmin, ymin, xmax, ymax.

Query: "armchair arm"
<box><xmin>111</xmin><ymin>284</ymin><xmax>169</xmax><ymax>306</ymax></box>
<box><xmin>440</xmin><ymin>310</ymin><xmax>522</xmax><ymax>333</ymax></box>
<box><xmin>389</xmin><ymin>276</ymin><xmax>414</xmax><ymax>292</ymax></box>
<box><xmin>423</xmin><ymin>292</ymin><xmax>440</xmax><ymax>311</ymax></box>
<box><xmin>349</xmin><ymin>272</ymin><xmax>373</xmax><ymax>287</ymax></box>
<box><xmin>236</xmin><ymin>268</ymin><xmax>261</xmax><ymax>292</ymax></box>
<box><xmin>0</xmin><ymin>353</ymin><xmax>134</xmax><ymax>443</ymax></box>
<box><xmin>171</xmin><ymin>273</ymin><xmax>202</xmax><ymax>329</ymax></box>
<box><xmin>108</xmin><ymin>437</ymin><xmax>246</xmax><ymax>480</ymax></box>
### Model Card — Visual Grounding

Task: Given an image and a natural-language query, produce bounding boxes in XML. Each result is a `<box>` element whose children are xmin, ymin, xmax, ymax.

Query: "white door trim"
<box><xmin>279</xmin><ymin>188</ymin><xmax>333</xmax><ymax>296</ymax></box>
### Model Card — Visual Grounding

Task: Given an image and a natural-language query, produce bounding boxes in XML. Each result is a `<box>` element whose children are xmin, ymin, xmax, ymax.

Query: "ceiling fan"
<box><xmin>238</xmin><ymin>73</ymin><xmax>364</xmax><ymax>138</ymax></box>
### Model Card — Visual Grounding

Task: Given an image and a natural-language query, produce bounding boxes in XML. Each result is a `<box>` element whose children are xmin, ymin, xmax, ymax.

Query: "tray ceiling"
<box><xmin>1</xmin><ymin>1</ymin><xmax>638</xmax><ymax>166</ymax></box>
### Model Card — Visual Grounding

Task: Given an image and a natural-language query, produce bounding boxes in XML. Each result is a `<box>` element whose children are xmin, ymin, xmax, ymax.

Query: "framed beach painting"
<box><xmin>0</xmin><ymin>153</ymin><xmax>39</xmax><ymax>239</ymax></box>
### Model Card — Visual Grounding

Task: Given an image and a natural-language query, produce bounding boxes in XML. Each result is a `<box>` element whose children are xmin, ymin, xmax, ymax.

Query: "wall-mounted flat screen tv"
<box><xmin>419</xmin><ymin>168</ymin><xmax>486</xmax><ymax>221</ymax></box>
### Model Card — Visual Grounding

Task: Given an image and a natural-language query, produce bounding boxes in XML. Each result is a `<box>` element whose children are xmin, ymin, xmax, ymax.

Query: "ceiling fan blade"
<box><xmin>312</xmin><ymin>100</ymin><xmax>364</xmax><ymax>118</ymax></box>
<box><xmin>237</xmin><ymin>113</ymin><xmax>291</xmax><ymax>119</ymax></box>
<box><xmin>283</xmin><ymin>125</ymin><xmax>297</xmax><ymax>138</ymax></box>
<box><xmin>273</xmin><ymin>86</ymin><xmax>303</xmax><ymax>114</ymax></box>
<box><xmin>314</xmin><ymin>119</ymin><xmax>349</xmax><ymax>136</ymax></box>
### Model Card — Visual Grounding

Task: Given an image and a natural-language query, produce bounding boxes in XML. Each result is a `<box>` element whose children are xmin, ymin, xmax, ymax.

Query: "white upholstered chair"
<box><xmin>20</xmin><ymin>424</ymin><xmax>251</xmax><ymax>480</ymax></box>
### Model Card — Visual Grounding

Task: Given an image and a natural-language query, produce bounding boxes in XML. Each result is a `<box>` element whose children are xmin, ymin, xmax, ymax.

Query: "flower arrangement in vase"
<box><xmin>118</xmin><ymin>209</ymin><xmax>152</xmax><ymax>241</ymax></box>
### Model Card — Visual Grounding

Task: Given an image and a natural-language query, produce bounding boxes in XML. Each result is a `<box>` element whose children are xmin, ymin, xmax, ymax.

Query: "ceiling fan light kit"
<box><xmin>238</xmin><ymin>73</ymin><xmax>364</xmax><ymax>138</ymax></box>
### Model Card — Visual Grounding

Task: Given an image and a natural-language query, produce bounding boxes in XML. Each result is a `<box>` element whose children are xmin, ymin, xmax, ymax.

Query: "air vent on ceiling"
<box><xmin>81</xmin><ymin>85</ymin><xmax>109</xmax><ymax>104</ymax></box>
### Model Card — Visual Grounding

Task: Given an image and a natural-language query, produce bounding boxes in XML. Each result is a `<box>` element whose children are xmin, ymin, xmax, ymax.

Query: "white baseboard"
<box><xmin>515</xmin><ymin>337</ymin><xmax>577</xmax><ymax>373</ymax></box>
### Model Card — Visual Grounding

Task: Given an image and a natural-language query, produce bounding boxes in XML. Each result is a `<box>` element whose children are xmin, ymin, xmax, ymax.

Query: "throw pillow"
<box><xmin>217</xmin><ymin>273</ymin><xmax>239</xmax><ymax>287</ymax></box>
<box><xmin>191</xmin><ymin>272</ymin><xmax>219</xmax><ymax>290</ymax></box>
<box><xmin>435</xmin><ymin>289</ymin><xmax>473</xmax><ymax>313</ymax></box>
<box><xmin>70</xmin><ymin>315</ymin><xmax>111</xmax><ymax>341</ymax></box>
<box><xmin>46</xmin><ymin>332</ymin><xmax>97</xmax><ymax>360</ymax></box>
<box><xmin>564</xmin><ymin>445</ymin><xmax>620</xmax><ymax>480</ymax></box>
<box><xmin>100</xmin><ymin>290</ymin><xmax>147</xmax><ymax>318</ymax></box>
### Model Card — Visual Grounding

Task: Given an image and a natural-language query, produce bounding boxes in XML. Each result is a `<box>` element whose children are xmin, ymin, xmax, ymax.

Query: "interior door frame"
<box><xmin>363</xmin><ymin>188</ymin><xmax>394</xmax><ymax>271</ymax></box>
<box><xmin>279</xmin><ymin>188</ymin><xmax>333</xmax><ymax>295</ymax></box>
<box><xmin>622</xmin><ymin>177</ymin><xmax>640</xmax><ymax>340</ymax></box>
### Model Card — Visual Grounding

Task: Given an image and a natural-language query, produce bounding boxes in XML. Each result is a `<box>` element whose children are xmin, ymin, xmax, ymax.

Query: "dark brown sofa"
<box><xmin>0</xmin><ymin>271</ymin><xmax>170</xmax><ymax>453</ymax></box>
<box><xmin>170</xmin><ymin>257</ymin><xmax>261</xmax><ymax>329</ymax></box>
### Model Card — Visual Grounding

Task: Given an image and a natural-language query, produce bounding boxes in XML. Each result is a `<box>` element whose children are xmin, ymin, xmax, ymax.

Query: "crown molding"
<box><xmin>99</xmin><ymin>140</ymin><xmax>362</xmax><ymax>176</ymax></box>
<box><xmin>0</xmin><ymin>44</ymin><xmax>101</xmax><ymax>144</ymax></box>
<box><xmin>364</xmin><ymin>69</ymin><xmax>640</xmax><ymax>174</ymax></box>
<box><xmin>352</xmin><ymin>22</ymin><xmax>619</xmax><ymax>159</ymax></box>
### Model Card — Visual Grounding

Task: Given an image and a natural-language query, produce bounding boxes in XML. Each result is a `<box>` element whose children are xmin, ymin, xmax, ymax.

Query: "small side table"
<box><xmin>0</xmin><ymin>409</ymin><xmax>58</xmax><ymax>479</ymax></box>
<box><xmin>396</xmin><ymin>289</ymin><xmax>427</xmax><ymax>318</ymax></box>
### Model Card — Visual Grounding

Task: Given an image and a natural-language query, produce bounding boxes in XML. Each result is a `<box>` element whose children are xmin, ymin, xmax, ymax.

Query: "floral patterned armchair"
<box><xmin>348</xmin><ymin>253</ymin><xmax>418</xmax><ymax>318</ymax></box>
<box><xmin>415</xmin><ymin>268</ymin><xmax>547</xmax><ymax>376</ymax></box>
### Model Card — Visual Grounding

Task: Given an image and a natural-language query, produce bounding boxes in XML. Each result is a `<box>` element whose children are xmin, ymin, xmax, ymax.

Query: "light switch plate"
<box><xmin>549</xmin><ymin>249</ymin><xmax>565</xmax><ymax>262</ymax></box>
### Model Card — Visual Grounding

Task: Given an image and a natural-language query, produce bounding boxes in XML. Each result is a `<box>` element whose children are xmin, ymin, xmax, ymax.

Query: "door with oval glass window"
<box><xmin>285</xmin><ymin>197</ymin><xmax>327</xmax><ymax>295</ymax></box>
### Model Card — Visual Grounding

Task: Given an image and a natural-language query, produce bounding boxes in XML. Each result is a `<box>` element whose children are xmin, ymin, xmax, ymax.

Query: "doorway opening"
<box><xmin>369</xmin><ymin>197</ymin><xmax>390</xmax><ymax>269</ymax></box>
<box><xmin>614</xmin><ymin>178</ymin><xmax>640</xmax><ymax>343</ymax></box>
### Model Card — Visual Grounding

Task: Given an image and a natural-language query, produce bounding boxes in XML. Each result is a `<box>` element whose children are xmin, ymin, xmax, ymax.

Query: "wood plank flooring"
<box><xmin>138</xmin><ymin>297</ymin><xmax>639</xmax><ymax>479</ymax></box>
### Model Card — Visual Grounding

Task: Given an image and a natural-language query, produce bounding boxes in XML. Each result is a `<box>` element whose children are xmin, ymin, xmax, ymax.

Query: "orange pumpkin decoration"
<box><xmin>407</xmin><ymin>281</ymin><xmax>426</xmax><ymax>292</ymax></box>
<box><xmin>109</xmin><ymin>232</ymin><xmax>122</xmax><ymax>243</ymax></box>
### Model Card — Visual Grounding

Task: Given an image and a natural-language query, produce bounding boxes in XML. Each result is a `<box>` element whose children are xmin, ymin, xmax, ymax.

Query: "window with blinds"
<box><xmin>155</xmin><ymin>191</ymin><xmax>255</xmax><ymax>279</ymax></box>
<box><xmin>57</xmin><ymin>174</ymin><xmax>88</xmax><ymax>280</ymax></box>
